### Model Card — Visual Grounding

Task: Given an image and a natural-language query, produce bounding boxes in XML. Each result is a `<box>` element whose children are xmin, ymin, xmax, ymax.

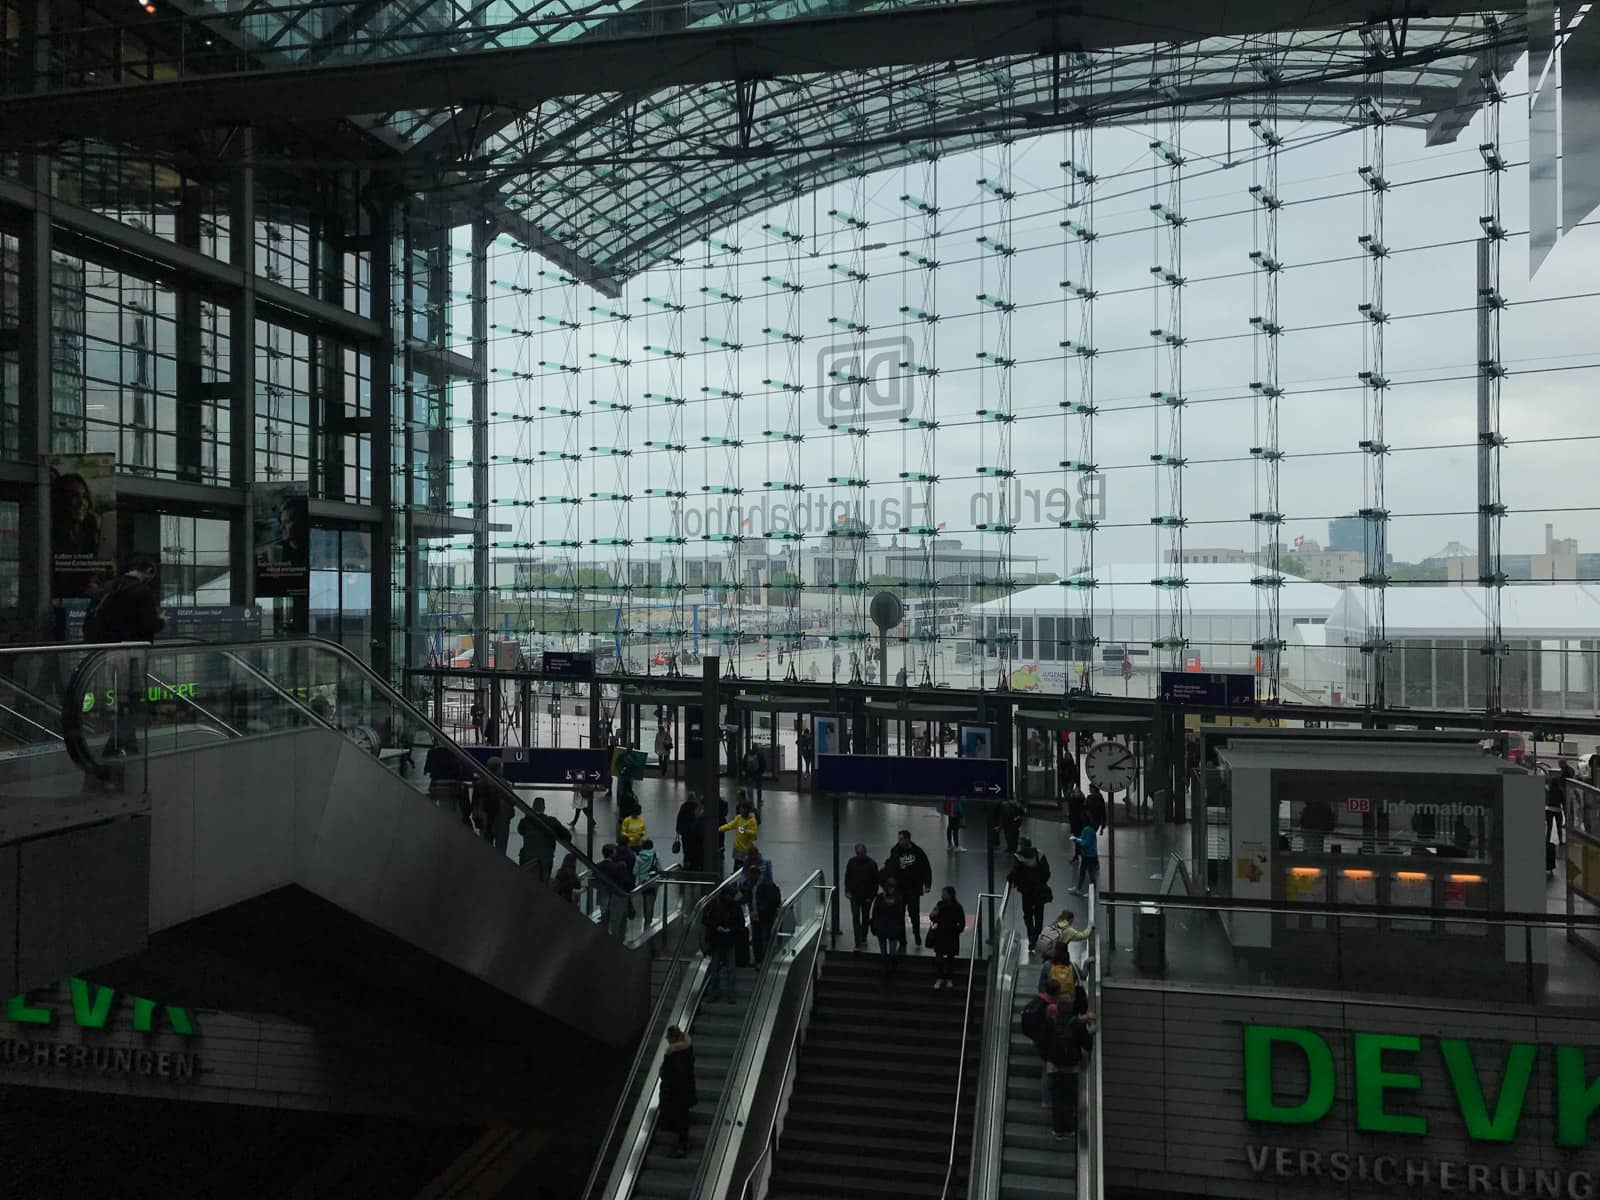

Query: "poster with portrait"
<box><xmin>813</xmin><ymin>714</ymin><xmax>842</xmax><ymax>757</ymax></box>
<box><xmin>959</xmin><ymin>722</ymin><xmax>993</xmax><ymax>759</ymax></box>
<box><xmin>253</xmin><ymin>483</ymin><xmax>309</xmax><ymax>598</ymax></box>
<box><xmin>48</xmin><ymin>452</ymin><xmax>117</xmax><ymax>601</ymax></box>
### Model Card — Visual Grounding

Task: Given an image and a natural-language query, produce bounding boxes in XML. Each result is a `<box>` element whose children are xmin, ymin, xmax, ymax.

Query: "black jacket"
<box><xmin>927</xmin><ymin>899</ymin><xmax>965</xmax><ymax>956</ymax></box>
<box><xmin>659</xmin><ymin>1039</ymin><xmax>698</xmax><ymax>1113</ymax></box>
<box><xmin>870</xmin><ymin>893</ymin><xmax>908</xmax><ymax>941</ymax></box>
<box><xmin>1043</xmin><ymin>1012</ymin><xmax>1095</xmax><ymax>1070</ymax></box>
<box><xmin>753</xmin><ymin>878</ymin><xmax>781</xmax><ymax>925</ymax></box>
<box><xmin>1007</xmin><ymin>853</ymin><xmax>1052</xmax><ymax>900</ymax></box>
<box><xmin>704</xmin><ymin>895</ymin><xmax>745</xmax><ymax>950</ymax></box>
<box><xmin>1086</xmin><ymin>790</ymin><xmax>1107</xmax><ymax>831</ymax></box>
<box><xmin>844</xmin><ymin>854</ymin><xmax>881</xmax><ymax>901</ymax></box>
<box><xmin>883</xmin><ymin>841</ymin><xmax>932</xmax><ymax>896</ymax></box>
<box><xmin>517</xmin><ymin>813</ymin><xmax>565</xmax><ymax>865</ymax></box>
<box><xmin>86</xmin><ymin>574</ymin><xmax>164</xmax><ymax>642</ymax></box>
<box><xmin>596</xmin><ymin>856</ymin><xmax>632</xmax><ymax>896</ymax></box>
<box><xmin>675</xmin><ymin>801</ymin><xmax>700</xmax><ymax>838</ymax></box>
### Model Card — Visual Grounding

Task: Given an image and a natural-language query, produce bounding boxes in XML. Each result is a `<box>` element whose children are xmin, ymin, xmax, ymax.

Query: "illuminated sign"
<box><xmin>1243</xmin><ymin>1024</ymin><xmax>1599</xmax><ymax>1196</ymax></box>
<box><xmin>3</xmin><ymin>979</ymin><xmax>201</xmax><ymax>1084</ymax></box>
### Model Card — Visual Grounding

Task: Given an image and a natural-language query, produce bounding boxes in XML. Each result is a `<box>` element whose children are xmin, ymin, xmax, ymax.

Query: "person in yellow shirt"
<box><xmin>718</xmin><ymin>800</ymin><xmax>759</xmax><ymax>868</ymax></box>
<box><xmin>620</xmin><ymin>809</ymin><xmax>647</xmax><ymax>849</ymax></box>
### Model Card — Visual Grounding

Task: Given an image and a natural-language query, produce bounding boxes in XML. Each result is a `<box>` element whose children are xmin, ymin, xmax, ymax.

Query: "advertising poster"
<box><xmin>813</xmin><ymin>714</ymin><xmax>842</xmax><ymax>757</ymax></box>
<box><xmin>48</xmin><ymin>452</ymin><xmax>116</xmax><ymax>600</ymax></box>
<box><xmin>253</xmin><ymin>483</ymin><xmax>309</xmax><ymax>598</ymax></box>
<box><xmin>959</xmin><ymin>723</ymin><xmax>993</xmax><ymax>759</ymax></box>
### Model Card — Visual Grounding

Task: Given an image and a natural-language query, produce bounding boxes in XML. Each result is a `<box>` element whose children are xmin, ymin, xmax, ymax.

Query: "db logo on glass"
<box><xmin>1346</xmin><ymin>797</ymin><xmax>1371</xmax><ymax>813</ymax></box>
<box><xmin>815</xmin><ymin>336</ymin><xmax>916</xmax><ymax>427</ymax></box>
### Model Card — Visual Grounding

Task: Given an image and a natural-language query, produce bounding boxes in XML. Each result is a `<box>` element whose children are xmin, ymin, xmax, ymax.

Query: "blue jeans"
<box><xmin>708</xmin><ymin>946</ymin><xmax>737</xmax><ymax>1001</ymax></box>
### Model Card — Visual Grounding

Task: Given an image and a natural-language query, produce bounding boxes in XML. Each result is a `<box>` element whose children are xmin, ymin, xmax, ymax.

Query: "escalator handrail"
<box><xmin>942</xmin><ymin>888</ymin><xmax>1011</xmax><ymax>1200</ymax></box>
<box><xmin>720</xmin><ymin>878</ymin><xmax>834</xmax><ymax>1200</ymax></box>
<box><xmin>60</xmin><ymin>637</ymin><xmax>645</xmax><ymax>902</ymax></box>
<box><xmin>966</xmin><ymin>888</ymin><xmax>1021</xmax><ymax>1200</ymax></box>
<box><xmin>691</xmin><ymin>872</ymin><xmax>829</xmax><ymax>1200</ymax></box>
<box><xmin>580</xmin><ymin>864</ymin><xmax>749</xmax><ymax>1200</ymax></box>
<box><xmin>1080</xmin><ymin>882</ymin><xmax>1103</xmax><ymax>1200</ymax></box>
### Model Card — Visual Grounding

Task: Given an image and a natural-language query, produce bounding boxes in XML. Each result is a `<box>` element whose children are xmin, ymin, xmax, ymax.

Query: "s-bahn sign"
<box><xmin>3</xmin><ymin>979</ymin><xmax>202</xmax><ymax>1083</ymax></box>
<box><xmin>1243</xmin><ymin>1024</ymin><xmax>1599</xmax><ymax>1197</ymax></box>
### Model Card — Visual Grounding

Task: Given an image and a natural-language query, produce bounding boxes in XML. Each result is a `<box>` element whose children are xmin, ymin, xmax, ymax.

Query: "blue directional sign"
<box><xmin>466</xmin><ymin>746</ymin><xmax>610</xmax><ymax>786</ymax></box>
<box><xmin>1157</xmin><ymin>670</ymin><xmax>1256</xmax><ymax>708</ymax></box>
<box><xmin>816</xmin><ymin>754</ymin><xmax>1008</xmax><ymax>800</ymax></box>
<box><xmin>542</xmin><ymin>651</ymin><xmax>595</xmax><ymax>680</ymax></box>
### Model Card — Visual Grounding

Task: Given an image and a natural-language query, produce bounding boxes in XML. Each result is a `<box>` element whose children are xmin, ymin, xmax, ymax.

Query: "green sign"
<box><xmin>5</xmin><ymin>979</ymin><xmax>194</xmax><ymax>1037</ymax></box>
<box><xmin>1244</xmin><ymin>1024</ymin><xmax>1599</xmax><ymax>1149</ymax></box>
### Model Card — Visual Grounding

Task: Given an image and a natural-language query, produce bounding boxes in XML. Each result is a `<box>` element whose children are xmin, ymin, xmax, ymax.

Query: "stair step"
<box><xmin>1001</xmin><ymin>1169</ymin><xmax>1077</xmax><ymax>1199</ymax></box>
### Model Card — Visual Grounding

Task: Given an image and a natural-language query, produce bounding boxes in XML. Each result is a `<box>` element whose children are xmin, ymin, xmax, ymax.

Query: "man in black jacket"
<box><xmin>1044</xmin><ymin>1010</ymin><xmax>1095</xmax><ymax>1141</ymax></box>
<box><xmin>516</xmin><ymin>795</ymin><xmax>566</xmax><ymax>882</ymax></box>
<box><xmin>883</xmin><ymin>829</ymin><xmax>933</xmax><ymax>947</ymax></box>
<box><xmin>844</xmin><ymin>843</ymin><xmax>880</xmax><ymax>950</ymax></box>
<box><xmin>85</xmin><ymin>556</ymin><xmax>165</xmax><ymax>755</ymax></box>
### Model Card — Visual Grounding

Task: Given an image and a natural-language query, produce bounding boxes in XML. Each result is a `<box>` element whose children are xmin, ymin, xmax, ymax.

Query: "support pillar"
<box><xmin>16</xmin><ymin>0</ymin><xmax>52</xmax><ymax>633</ymax></box>
<box><xmin>700</xmin><ymin>655</ymin><xmax>721</xmax><ymax>876</ymax></box>
<box><xmin>229</xmin><ymin>130</ymin><xmax>258</xmax><ymax>605</ymax></box>
<box><xmin>471</xmin><ymin>219</ymin><xmax>491</xmax><ymax>666</ymax></box>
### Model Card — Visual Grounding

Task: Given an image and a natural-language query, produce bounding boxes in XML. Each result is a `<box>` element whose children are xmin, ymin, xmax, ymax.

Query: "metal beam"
<box><xmin>0</xmin><ymin>176</ymin><xmax>382</xmax><ymax>344</ymax></box>
<box><xmin>486</xmin><ymin>200</ymin><xmax>622</xmax><ymax>298</ymax></box>
<box><xmin>0</xmin><ymin>0</ymin><xmax>1501</xmax><ymax>145</ymax></box>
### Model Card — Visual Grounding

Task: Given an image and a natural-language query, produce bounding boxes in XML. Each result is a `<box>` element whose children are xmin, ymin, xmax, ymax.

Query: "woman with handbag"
<box><xmin>927</xmin><ymin>886</ymin><xmax>966</xmax><ymax>989</ymax></box>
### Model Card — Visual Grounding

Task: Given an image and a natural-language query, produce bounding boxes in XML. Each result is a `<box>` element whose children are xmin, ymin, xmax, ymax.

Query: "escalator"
<box><xmin>0</xmin><ymin>637</ymin><xmax>692</xmax><ymax>1052</ymax></box>
<box><xmin>967</xmin><ymin>889</ymin><xmax>1103</xmax><ymax>1200</ymax></box>
<box><xmin>584</xmin><ymin>872</ymin><xmax>831</xmax><ymax>1200</ymax></box>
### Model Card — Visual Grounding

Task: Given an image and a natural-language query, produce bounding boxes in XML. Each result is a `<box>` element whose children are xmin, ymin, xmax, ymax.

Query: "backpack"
<box><xmin>1046</xmin><ymin>1018</ymin><xmax>1085</xmax><ymax>1069</ymax></box>
<box><xmin>1048</xmin><ymin>962</ymin><xmax>1077</xmax><ymax>1003</ymax></box>
<box><xmin>82</xmin><ymin>577</ymin><xmax>132</xmax><ymax>642</ymax></box>
<box><xmin>1019</xmin><ymin>996</ymin><xmax>1052</xmax><ymax>1048</ymax></box>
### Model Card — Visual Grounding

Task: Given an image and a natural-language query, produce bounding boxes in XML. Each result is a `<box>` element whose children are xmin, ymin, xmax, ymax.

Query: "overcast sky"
<box><xmin>457</xmin><ymin>55</ymin><xmax>1600</xmax><ymax>590</ymax></box>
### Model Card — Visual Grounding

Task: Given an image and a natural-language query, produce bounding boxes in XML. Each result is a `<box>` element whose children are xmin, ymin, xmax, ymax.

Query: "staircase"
<box><xmin>1001</xmin><ymin>988</ymin><xmax>1076</xmax><ymax>1198</ymax></box>
<box><xmin>632</xmin><ymin>984</ymin><xmax>754</xmax><ymax>1200</ymax></box>
<box><xmin>769</xmin><ymin>950</ymin><xmax>982</xmax><ymax>1200</ymax></box>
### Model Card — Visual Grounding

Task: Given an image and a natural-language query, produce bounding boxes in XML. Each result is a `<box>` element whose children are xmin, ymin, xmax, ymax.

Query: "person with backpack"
<box><xmin>870</xmin><ymin>879</ymin><xmax>909</xmax><ymax>980</ymax></box>
<box><xmin>1019</xmin><ymin>977</ymin><xmax>1064</xmax><ymax>1107</ymax></box>
<box><xmin>658</xmin><ymin>1025</ymin><xmax>698</xmax><ymax>1159</ymax></box>
<box><xmin>84</xmin><ymin>555</ymin><xmax>166</xmax><ymax>755</ymax></box>
<box><xmin>1007</xmin><ymin>839</ymin><xmax>1053</xmax><ymax>948</ymax></box>
<box><xmin>1044</xmin><ymin>1009</ymin><xmax>1095</xmax><ymax>1141</ymax></box>
<box><xmin>1035</xmin><ymin>909</ymin><xmax>1094</xmax><ymax>963</ymax></box>
<box><xmin>844</xmin><ymin>843</ymin><xmax>881</xmax><ymax>950</ymax></box>
<box><xmin>517</xmin><ymin>796</ymin><xmax>565</xmax><ymax>882</ymax></box>
<box><xmin>941</xmin><ymin>798</ymin><xmax>965</xmax><ymax>851</ymax></box>
<box><xmin>702</xmin><ymin>889</ymin><xmax>745</xmax><ymax>1004</ymax></box>
<box><xmin>883</xmin><ymin>829</ymin><xmax>933</xmax><ymax>947</ymax></box>
<box><xmin>927</xmin><ymin>886</ymin><xmax>965</xmax><ymax>989</ymax></box>
<box><xmin>750</xmin><ymin>868</ymin><xmax>782</xmax><ymax>964</ymax></box>
<box><xmin>1037</xmin><ymin>943</ymin><xmax>1081</xmax><ymax>1012</ymax></box>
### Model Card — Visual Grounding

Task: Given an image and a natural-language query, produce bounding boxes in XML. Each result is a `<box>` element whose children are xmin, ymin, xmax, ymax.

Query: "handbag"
<box><xmin>671</xmin><ymin>837</ymin><xmax>682</xmax><ymax>854</ymax></box>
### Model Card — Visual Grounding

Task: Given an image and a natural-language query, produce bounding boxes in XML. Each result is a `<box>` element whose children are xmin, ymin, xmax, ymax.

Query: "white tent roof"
<box><xmin>1329</xmin><ymin>583</ymin><xmax>1600</xmax><ymax>638</ymax></box>
<box><xmin>976</xmin><ymin>563</ymin><xmax>1344</xmax><ymax>620</ymax></box>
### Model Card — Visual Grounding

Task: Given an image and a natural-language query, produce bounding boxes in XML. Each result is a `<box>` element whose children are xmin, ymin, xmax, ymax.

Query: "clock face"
<box><xmin>1086</xmin><ymin>741</ymin><xmax>1137</xmax><ymax>792</ymax></box>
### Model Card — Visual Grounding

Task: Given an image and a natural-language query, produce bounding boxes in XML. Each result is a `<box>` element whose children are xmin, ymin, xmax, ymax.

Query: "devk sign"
<box><xmin>1243</xmin><ymin>1024</ymin><xmax>1599</xmax><ymax>1197</ymax></box>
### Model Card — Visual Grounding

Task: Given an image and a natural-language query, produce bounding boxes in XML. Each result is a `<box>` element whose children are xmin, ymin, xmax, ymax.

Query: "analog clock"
<box><xmin>1085</xmin><ymin>740</ymin><xmax>1137</xmax><ymax>792</ymax></box>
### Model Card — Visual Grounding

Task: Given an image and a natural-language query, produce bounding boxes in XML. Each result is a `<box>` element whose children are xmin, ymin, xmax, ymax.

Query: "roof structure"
<box><xmin>979</xmin><ymin>563</ymin><xmax>1345</xmax><ymax>619</ymax></box>
<box><xmin>7</xmin><ymin>1</ymin><xmax>1522</xmax><ymax>294</ymax></box>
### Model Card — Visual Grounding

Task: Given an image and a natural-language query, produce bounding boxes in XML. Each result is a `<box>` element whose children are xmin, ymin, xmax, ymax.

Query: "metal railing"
<box><xmin>1079</xmin><ymin>882</ymin><xmax>1104</xmax><ymax>1200</ymax></box>
<box><xmin>939</xmin><ymin>888</ymin><xmax>1007</xmax><ymax>1200</ymax></box>
<box><xmin>579</xmin><ymin>864</ymin><xmax>749</xmax><ymax>1200</ymax></box>
<box><xmin>963</xmin><ymin>888</ymin><xmax>1018</xmax><ymax>1200</ymax></box>
<box><xmin>703</xmin><ymin>874</ymin><xmax>833</xmax><ymax>1200</ymax></box>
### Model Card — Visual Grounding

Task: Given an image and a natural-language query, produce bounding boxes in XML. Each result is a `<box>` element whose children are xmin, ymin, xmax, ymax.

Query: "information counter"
<box><xmin>1216</xmin><ymin>740</ymin><xmax>1545</xmax><ymax>983</ymax></box>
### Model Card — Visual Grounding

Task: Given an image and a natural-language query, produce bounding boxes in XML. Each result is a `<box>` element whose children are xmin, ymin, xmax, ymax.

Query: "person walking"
<box><xmin>941</xmin><ymin>798</ymin><xmax>965</xmax><ymax>851</ymax></box>
<box><xmin>741</xmin><ymin>743</ymin><xmax>767</xmax><ymax>812</ymax></box>
<box><xmin>999</xmin><ymin>795</ymin><xmax>1026</xmax><ymax>855</ymax></box>
<box><xmin>658</xmin><ymin>1025</ymin><xmax>698</xmax><ymax>1159</ymax></box>
<box><xmin>635</xmin><ymin>839</ymin><xmax>662</xmax><ymax>926</ymax></box>
<box><xmin>1035</xmin><ymin>909</ymin><xmax>1094</xmax><ymax>963</ymax></box>
<box><xmin>719</xmin><ymin>801</ymin><xmax>760</xmax><ymax>871</ymax></box>
<box><xmin>1085</xmin><ymin>785</ymin><xmax>1107</xmax><ymax>835</ymax></box>
<box><xmin>883</xmin><ymin>829</ymin><xmax>933</xmax><ymax>947</ymax></box>
<box><xmin>703</xmin><ymin>889</ymin><xmax>744</xmax><ymax>1004</ymax></box>
<box><xmin>654</xmin><ymin>725</ymin><xmax>674</xmax><ymax>777</ymax></box>
<box><xmin>597</xmin><ymin>844</ymin><xmax>634</xmax><ymax>940</ymax></box>
<box><xmin>517</xmin><ymin>795</ymin><xmax>564</xmax><ymax>882</ymax></box>
<box><xmin>675</xmin><ymin>794</ymin><xmax>704</xmax><ymax>871</ymax></box>
<box><xmin>1065</xmin><ymin>784</ymin><xmax>1088</xmax><ymax>838</ymax></box>
<box><xmin>1070</xmin><ymin>824</ymin><xmax>1099</xmax><ymax>895</ymax></box>
<box><xmin>1007</xmin><ymin>838</ymin><xmax>1053</xmax><ymax>948</ymax></box>
<box><xmin>845</xmin><ymin>843</ymin><xmax>880</xmax><ymax>950</ymax></box>
<box><xmin>870</xmin><ymin>880</ymin><xmax>908</xmax><ymax>980</ymax></box>
<box><xmin>797</xmin><ymin>727</ymin><xmax>815</xmax><ymax>781</ymax></box>
<box><xmin>84</xmin><ymin>555</ymin><xmax>166</xmax><ymax>755</ymax></box>
<box><xmin>927</xmin><ymin>886</ymin><xmax>965</xmax><ymax>989</ymax></box>
<box><xmin>1020</xmin><ymin>977</ymin><xmax>1065</xmax><ymax>1109</ymax></box>
<box><xmin>553</xmin><ymin>852</ymin><xmax>581</xmax><ymax>904</ymax></box>
<box><xmin>474</xmin><ymin>757</ymin><xmax>508</xmax><ymax>848</ymax></box>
